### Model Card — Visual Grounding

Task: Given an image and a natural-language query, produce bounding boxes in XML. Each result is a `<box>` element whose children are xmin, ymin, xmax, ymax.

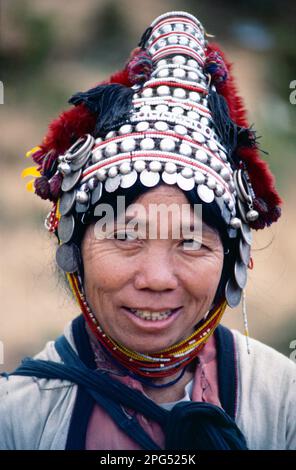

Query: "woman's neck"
<box><xmin>142</xmin><ymin>368</ymin><xmax>195</xmax><ymax>404</ymax></box>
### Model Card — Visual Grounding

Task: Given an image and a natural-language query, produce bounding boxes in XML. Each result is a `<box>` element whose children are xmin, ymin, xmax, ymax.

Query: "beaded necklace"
<box><xmin>66</xmin><ymin>271</ymin><xmax>227</xmax><ymax>379</ymax></box>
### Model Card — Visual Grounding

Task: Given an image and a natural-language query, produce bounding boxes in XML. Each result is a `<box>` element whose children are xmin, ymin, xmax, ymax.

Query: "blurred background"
<box><xmin>0</xmin><ymin>0</ymin><xmax>295</xmax><ymax>372</ymax></box>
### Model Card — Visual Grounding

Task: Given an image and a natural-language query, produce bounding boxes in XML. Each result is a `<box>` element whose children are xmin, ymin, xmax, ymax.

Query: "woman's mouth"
<box><xmin>122</xmin><ymin>307</ymin><xmax>181</xmax><ymax>321</ymax></box>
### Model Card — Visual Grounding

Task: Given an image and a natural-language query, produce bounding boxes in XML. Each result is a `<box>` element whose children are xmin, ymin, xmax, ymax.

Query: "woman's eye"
<box><xmin>181</xmin><ymin>239</ymin><xmax>203</xmax><ymax>251</ymax></box>
<box><xmin>114</xmin><ymin>231</ymin><xmax>139</xmax><ymax>241</ymax></box>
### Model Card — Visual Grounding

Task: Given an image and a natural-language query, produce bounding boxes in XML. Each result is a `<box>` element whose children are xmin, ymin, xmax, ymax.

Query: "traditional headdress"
<box><xmin>23</xmin><ymin>11</ymin><xmax>281</xmax><ymax>378</ymax></box>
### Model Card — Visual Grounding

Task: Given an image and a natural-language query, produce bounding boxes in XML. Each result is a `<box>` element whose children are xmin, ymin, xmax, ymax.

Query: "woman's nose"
<box><xmin>133</xmin><ymin>248</ymin><xmax>179</xmax><ymax>291</ymax></box>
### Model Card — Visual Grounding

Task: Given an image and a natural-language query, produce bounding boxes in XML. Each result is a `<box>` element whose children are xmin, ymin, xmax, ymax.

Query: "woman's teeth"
<box><xmin>128</xmin><ymin>308</ymin><xmax>175</xmax><ymax>321</ymax></box>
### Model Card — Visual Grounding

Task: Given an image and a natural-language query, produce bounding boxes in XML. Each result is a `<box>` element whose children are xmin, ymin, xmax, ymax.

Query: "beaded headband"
<box><xmin>23</xmin><ymin>11</ymin><xmax>282</xmax><ymax>310</ymax></box>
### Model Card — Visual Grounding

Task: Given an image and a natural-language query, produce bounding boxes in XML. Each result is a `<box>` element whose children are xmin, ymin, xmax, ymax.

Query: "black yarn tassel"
<box><xmin>69</xmin><ymin>84</ymin><xmax>134</xmax><ymax>136</ymax></box>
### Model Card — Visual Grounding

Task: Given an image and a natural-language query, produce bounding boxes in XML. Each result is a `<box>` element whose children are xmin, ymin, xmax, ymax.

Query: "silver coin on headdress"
<box><xmin>58</xmin><ymin>214</ymin><xmax>75</xmax><ymax>243</ymax></box>
<box><xmin>197</xmin><ymin>184</ymin><xmax>215</xmax><ymax>203</ymax></box>
<box><xmin>140</xmin><ymin>169</ymin><xmax>160</xmax><ymax>187</ymax></box>
<box><xmin>176</xmin><ymin>172</ymin><xmax>195</xmax><ymax>191</ymax></box>
<box><xmin>120</xmin><ymin>169</ymin><xmax>138</xmax><ymax>188</ymax></box>
<box><xmin>240</xmin><ymin>222</ymin><xmax>252</xmax><ymax>245</ymax></box>
<box><xmin>61</xmin><ymin>169</ymin><xmax>82</xmax><ymax>192</ymax></box>
<box><xmin>56</xmin><ymin>243</ymin><xmax>80</xmax><ymax>273</ymax></box>
<box><xmin>105</xmin><ymin>174</ymin><xmax>121</xmax><ymax>193</ymax></box>
<box><xmin>91</xmin><ymin>181</ymin><xmax>103</xmax><ymax>205</ymax></box>
<box><xmin>59</xmin><ymin>190</ymin><xmax>76</xmax><ymax>216</ymax></box>
<box><xmin>225</xmin><ymin>277</ymin><xmax>242</xmax><ymax>308</ymax></box>
<box><xmin>234</xmin><ymin>259</ymin><xmax>248</xmax><ymax>289</ymax></box>
<box><xmin>161</xmin><ymin>171</ymin><xmax>178</xmax><ymax>185</ymax></box>
<box><xmin>239</xmin><ymin>238</ymin><xmax>251</xmax><ymax>266</ymax></box>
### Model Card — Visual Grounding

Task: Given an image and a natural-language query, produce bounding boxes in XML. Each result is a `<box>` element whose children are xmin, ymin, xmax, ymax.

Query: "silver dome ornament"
<box><xmin>172</xmin><ymin>55</ymin><xmax>185</xmax><ymax>65</ymax></box>
<box><xmin>58</xmin><ymin>214</ymin><xmax>75</xmax><ymax>244</ymax></box>
<box><xmin>194</xmin><ymin>171</ymin><xmax>206</xmax><ymax>184</ymax></box>
<box><xmin>187</xmin><ymin>71</ymin><xmax>199</xmax><ymax>81</ymax></box>
<box><xmin>214</xmin><ymin>184</ymin><xmax>225</xmax><ymax>197</ymax></box>
<box><xmin>154</xmin><ymin>121</ymin><xmax>168</xmax><ymax>132</ymax></box>
<box><xmin>134</xmin><ymin>160</ymin><xmax>146</xmax><ymax>172</ymax></box>
<box><xmin>246</xmin><ymin>209</ymin><xmax>259</xmax><ymax>222</ymax></box>
<box><xmin>200</xmin><ymin>117</ymin><xmax>209</xmax><ymax>126</ymax></box>
<box><xmin>149</xmin><ymin>160</ymin><xmax>162</xmax><ymax>172</ymax></box>
<box><xmin>222</xmin><ymin>192</ymin><xmax>231</xmax><ymax>204</ymax></box>
<box><xmin>192</xmin><ymin>132</ymin><xmax>205</xmax><ymax>144</ymax></box>
<box><xmin>208</xmin><ymin>140</ymin><xmax>218</xmax><ymax>151</ymax></box>
<box><xmin>230</xmin><ymin>217</ymin><xmax>242</xmax><ymax>229</ymax></box>
<box><xmin>140</xmin><ymin>137</ymin><xmax>155</xmax><ymax>151</ymax></box>
<box><xmin>56</xmin><ymin>243</ymin><xmax>80</xmax><ymax>273</ymax></box>
<box><xmin>179</xmin><ymin>36</ymin><xmax>189</xmax><ymax>46</ymax></box>
<box><xmin>168</xmin><ymin>35</ymin><xmax>178</xmax><ymax>45</ymax></box>
<box><xmin>95</xmin><ymin>137</ymin><xmax>103</xmax><ymax>145</ymax></box>
<box><xmin>176</xmin><ymin>172</ymin><xmax>195</xmax><ymax>191</ymax></box>
<box><xmin>119</xmin><ymin>162</ymin><xmax>132</xmax><ymax>175</ymax></box>
<box><xmin>220</xmin><ymin>167</ymin><xmax>231</xmax><ymax>181</ymax></box>
<box><xmin>120</xmin><ymin>169</ymin><xmax>138</xmax><ymax>188</ymax></box>
<box><xmin>136</xmin><ymin>121</ymin><xmax>150</xmax><ymax>132</ymax></box>
<box><xmin>197</xmin><ymin>184</ymin><xmax>215</xmax><ymax>203</ymax></box>
<box><xmin>105</xmin><ymin>130</ymin><xmax>116</xmax><ymax>139</ymax></box>
<box><xmin>157</xmin><ymin>85</ymin><xmax>170</xmax><ymax>96</ymax></box>
<box><xmin>160</xmin><ymin>137</ymin><xmax>176</xmax><ymax>152</ymax></box>
<box><xmin>96</xmin><ymin>168</ymin><xmax>107</xmax><ymax>181</ymax></box>
<box><xmin>162</xmin><ymin>171</ymin><xmax>178</xmax><ymax>185</ymax></box>
<box><xmin>210</xmin><ymin>159</ymin><xmax>222</xmax><ymax>172</ymax></box>
<box><xmin>173</xmin><ymin>88</ymin><xmax>186</xmax><ymax>99</ymax></box>
<box><xmin>173</xmin><ymin>68</ymin><xmax>186</xmax><ymax>79</ymax></box>
<box><xmin>58</xmin><ymin>162</ymin><xmax>71</xmax><ymax>175</ymax></box>
<box><xmin>121</xmin><ymin>138</ymin><xmax>136</xmax><ymax>153</ymax></box>
<box><xmin>187</xmin><ymin>59</ymin><xmax>198</xmax><ymax>68</ymax></box>
<box><xmin>225</xmin><ymin>278</ymin><xmax>242</xmax><ymax>308</ymax></box>
<box><xmin>76</xmin><ymin>190</ymin><xmax>89</xmax><ymax>204</ymax></box>
<box><xmin>87</xmin><ymin>177</ymin><xmax>97</xmax><ymax>191</ymax></box>
<box><xmin>155</xmin><ymin>104</ymin><xmax>169</xmax><ymax>113</ymax></box>
<box><xmin>239</xmin><ymin>238</ymin><xmax>251</xmax><ymax>266</ymax></box>
<box><xmin>181</xmin><ymin>167</ymin><xmax>194</xmax><ymax>178</ymax></box>
<box><xmin>164</xmin><ymin>162</ymin><xmax>177</xmax><ymax>174</ymax></box>
<box><xmin>157</xmin><ymin>59</ymin><xmax>168</xmax><ymax>67</ymax></box>
<box><xmin>189</xmin><ymin>92</ymin><xmax>201</xmax><ymax>102</ymax></box>
<box><xmin>119</xmin><ymin>124</ymin><xmax>133</xmax><ymax>135</ymax></box>
<box><xmin>187</xmin><ymin>111</ymin><xmax>199</xmax><ymax>120</ymax></box>
<box><xmin>142</xmin><ymin>87</ymin><xmax>153</xmax><ymax>98</ymax></box>
<box><xmin>105</xmin><ymin>174</ymin><xmax>121</xmax><ymax>193</ymax></box>
<box><xmin>179</xmin><ymin>143</ymin><xmax>192</xmax><ymax>157</ymax></box>
<box><xmin>62</xmin><ymin>169</ymin><xmax>82</xmax><ymax>192</ymax></box>
<box><xmin>140</xmin><ymin>169</ymin><xmax>160</xmax><ymax>187</ymax></box>
<box><xmin>234</xmin><ymin>259</ymin><xmax>248</xmax><ymax>289</ymax></box>
<box><xmin>158</xmin><ymin>68</ymin><xmax>169</xmax><ymax>78</ymax></box>
<box><xmin>91</xmin><ymin>181</ymin><xmax>103</xmax><ymax>205</ymax></box>
<box><xmin>91</xmin><ymin>148</ymin><xmax>103</xmax><ymax>163</ymax></box>
<box><xmin>59</xmin><ymin>190</ymin><xmax>76</xmax><ymax>216</ymax></box>
<box><xmin>108</xmin><ymin>166</ymin><xmax>118</xmax><ymax>178</ymax></box>
<box><xmin>206</xmin><ymin>176</ymin><xmax>216</xmax><ymax>190</ymax></box>
<box><xmin>174</xmin><ymin>124</ymin><xmax>187</xmax><ymax>135</ymax></box>
<box><xmin>172</xmin><ymin>106</ymin><xmax>184</xmax><ymax>115</ymax></box>
<box><xmin>174</xmin><ymin>23</ymin><xmax>184</xmax><ymax>31</ymax></box>
<box><xmin>195</xmin><ymin>149</ymin><xmax>208</xmax><ymax>163</ymax></box>
<box><xmin>105</xmin><ymin>142</ymin><xmax>118</xmax><ymax>158</ymax></box>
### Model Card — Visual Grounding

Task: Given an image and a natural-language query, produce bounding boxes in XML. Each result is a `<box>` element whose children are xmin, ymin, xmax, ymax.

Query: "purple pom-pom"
<box><xmin>34</xmin><ymin>176</ymin><xmax>51</xmax><ymax>200</ymax></box>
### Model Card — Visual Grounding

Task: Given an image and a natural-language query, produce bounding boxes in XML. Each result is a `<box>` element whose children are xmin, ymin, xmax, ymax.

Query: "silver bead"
<box><xmin>157</xmin><ymin>59</ymin><xmax>168</xmax><ymax>66</ymax></box>
<box><xmin>174</xmin><ymin>23</ymin><xmax>184</xmax><ymax>32</ymax></box>
<box><xmin>215</xmin><ymin>184</ymin><xmax>225</xmax><ymax>197</ymax></box>
<box><xmin>220</xmin><ymin>168</ymin><xmax>231</xmax><ymax>181</ymax></box>
<box><xmin>92</xmin><ymin>148</ymin><xmax>103</xmax><ymax>163</ymax></box>
<box><xmin>154</xmin><ymin>121</ymin><xmax>168</xmax><ymax>131</ymax></box>
<box><xmin>174</xmin><ymin>124</ymin><xmax>187</xmax><ymax>135</ymax></box>
<box><xmin>95</xmin><ymin>137</ymin><xmax>103</xmax><ymax>145</ymax></box>
<box><xmin>160</xmin><ymin>24</ymin><xmax>172</xmax><ymax>33</ymax></box>
<box><xmin>119</xmin><ymin>124</ymin><xmax>132</xmax><ymax>135</ymax></box>
<box><xmin>96</xmin><ymin>168</ymin><xmax>107</xmax><ymax>181</ymax></box>
<box><xmin>222</xmin><ymin>192</ymin><xmax>231</xmax><ymax>204</ymax></box>
<box><xmin>195</xmin><ymin>149</ymin><xmax>208</xmax><ymax>163</ymax></box>
<box><xmin>219</xmin><ymin>151</ymin><xmax>228</xmax><ymax>161</ymax></box>
<box><xmin>173</xmin><ymin>55</ymin><xmax>186</xmax><ymax>65</ymax></box>
<box><xmin>230</xmin><ymin>217</ymin><xmax>242</xmax><ymax>229</ymax></box>
<box><xmin>120</xmin><ymin>138</ymin><xmax>136</xmax><ymax>153</ymax></box>
<box><xmin>189</xmin><ymin>91</ymin><xmax>201</xmax><ymax>102</ymax></box>
<box><xmin>181</xmin><ymin>167</ymin><xmax>193</xmax><ymax>178</ymax></box>
<box><xmin>207</xmin><ymin>176</ymin><xmax>216</xmax><ymax>190</ymax></box>
<box><xmin>188</xmin><ymin>71</ymin><xmax>198</xmax><ymax>81</ymax></box>
<box><xmin>187</xmin><ymin>111</ymin><xmax>199</xmax><ymax>120</ymax></box>
<box><xmin>173</xmin><ymin>88</ymin><xmax>186</xmax><ymax>99</ymax></box>
<box><xmin>139</xmin><ymin>105</ymin><xmax>151</xmax><ymax>113</ymax></box>
<box><xmin>165</xmin><ymin>162</ymin><xmax>177</xmax><ymax>174</ymax></box>
<box><xmin>187</xmin><ymin>59</ymin><xmax>198</xmax><ymax>68</ymax></box>
<box><xmin>179</xmin><ymin>143</ymin><xmax>192</xmax><ymax>157</ymax></box>
<box><xmin>119</xmin><ymin>162</ymin><xmax>131</xmax><ymax>174</ymax></box>
<box><xmin>157</xmin><ymin>85</ymin><xmax>170</xmax><ymax>96</ymax></box>
<box><xmin>179</xmin><ymin>36</ymin><xmax>189</xmax><ymax>46</ymax></box>
<box><xmin>105</xmin><ymin>131</ymin><xmax>116</xmax><ymax>139</ymax></box>
<box><xmin>208</xmin><ymin>140</ymin><xmax>218</xmax><ymax>151</ymax></box>
<box><xmin>192</xmin><ymin>131</ymin><xmax>205</xmax><ymax>144</ymax></box>
<box><xmin>140</xmin><ymin>137</ymin><xmax>155</xmax><ymax>150</ymax></box>
<box><xmin>136</xmin><ymin>121</ymin><xmax>149</xmax><ymax>132</ymax></box>
<box><xmin>173</xmin><ymin>68</ymin><xmax>186</xmax><ymax>79</ymax></box>
<box><xmin>88</xmin><ymin>177</ymin><xmax>97</xmax><ymax>191</ymax></box>
<box><xmin>105</xmin><ymin>142</ymin><xmax>118</xmax><ymax>157</ymax></box>
<box><xmin>76</xmin><ymin>190</ymin><xmax>89</xmax><ymax>204</ymax></box>
<box><xmin>58</xmin><ymin>162</ymin><xmax>71</xmax><ymax>175</ymax></box>
<box><xmin>149</xmin><ymin>160</ymin><xmax>162</xmax><ymax>172</ymax></box>
<box><xmin>194</xmin><ymin>171</ymin><xmax>206</xmax><ymax>184</ymax></box>
<box><xmin>172</xmin><ymin>106</ymin><xmax>184</xmax><ymax>115</ymax></box>
<box><xmin>168</xmin><ymin>35</ymin><xmax>178</xmax><ymax>44</ymax></box>
<box><xmin>134</xmin><ymin>160</ymin><xmax>146</xmax><ymax>172</ymax></box>
<box><xmin>160</xmin><ymin>138</ymin><xmax>175</xmax><ymax>152</ymax></box>
<box><xmin>200</xmin><ymin>117</ymin><xmax>209</xmax><ymax>126</ymax></box>
<box><xmin>228</xmin><ymin>200</ymin><xmax>235</xmax><ymax>211</ymax></box>
<box><xmin>155</xmin><ymin>104</ymin><xmax>168</xmax><ymax>113</ymax></box>
<box><xmin>142</xmin><ymin>88</ymin><xmax>153</xmax><ymax>98</ymax></box>
<box><xmin>108</xmin><ymin>166</ymin><xmax>118</xmax><ymax>178</ymax></box>
<box><xmin>158</xmin><ymin>68</ymin><xmax>169</xmax><ymax>78</ymax></box>
<box><xmin>246</xmin><ymin>209</ymin><xmax>259</xmax><ymax>222</ymax></box>
<box><xmin>210</xmin><ymin>159</ymin><xmax>222</xmax><ymax>171</ymax></box>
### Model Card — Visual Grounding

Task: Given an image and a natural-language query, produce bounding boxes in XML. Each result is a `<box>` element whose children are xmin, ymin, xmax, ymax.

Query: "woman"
<box><xmin>1</xmin><ymin>11</ymin><xmax>295</xmax><ymax>450</ymax></box>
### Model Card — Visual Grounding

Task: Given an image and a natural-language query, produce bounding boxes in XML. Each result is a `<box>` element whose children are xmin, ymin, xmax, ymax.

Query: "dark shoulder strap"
<box><xmin>65</xmin><ymin>315</ymin><xmax>96</xmax><ymax>450</ymax></box>
<box><xmin>214</xmin><ymin>324</ymin><xmax>237</xmax><ymax>420</ymax></box>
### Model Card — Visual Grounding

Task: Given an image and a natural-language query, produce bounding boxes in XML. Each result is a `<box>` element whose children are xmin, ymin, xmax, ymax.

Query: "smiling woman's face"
<box><xmin>81</xmin><ymin>185</ymin><xmax>224</xmax><ymax>354</ymax></box>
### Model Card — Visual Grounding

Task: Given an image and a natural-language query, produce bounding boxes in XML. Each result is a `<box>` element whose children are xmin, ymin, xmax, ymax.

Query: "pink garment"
<box><xmin>85</xmin><ymin>333</ymin><xmax>221</xmax><ymax>450</ymax></box>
